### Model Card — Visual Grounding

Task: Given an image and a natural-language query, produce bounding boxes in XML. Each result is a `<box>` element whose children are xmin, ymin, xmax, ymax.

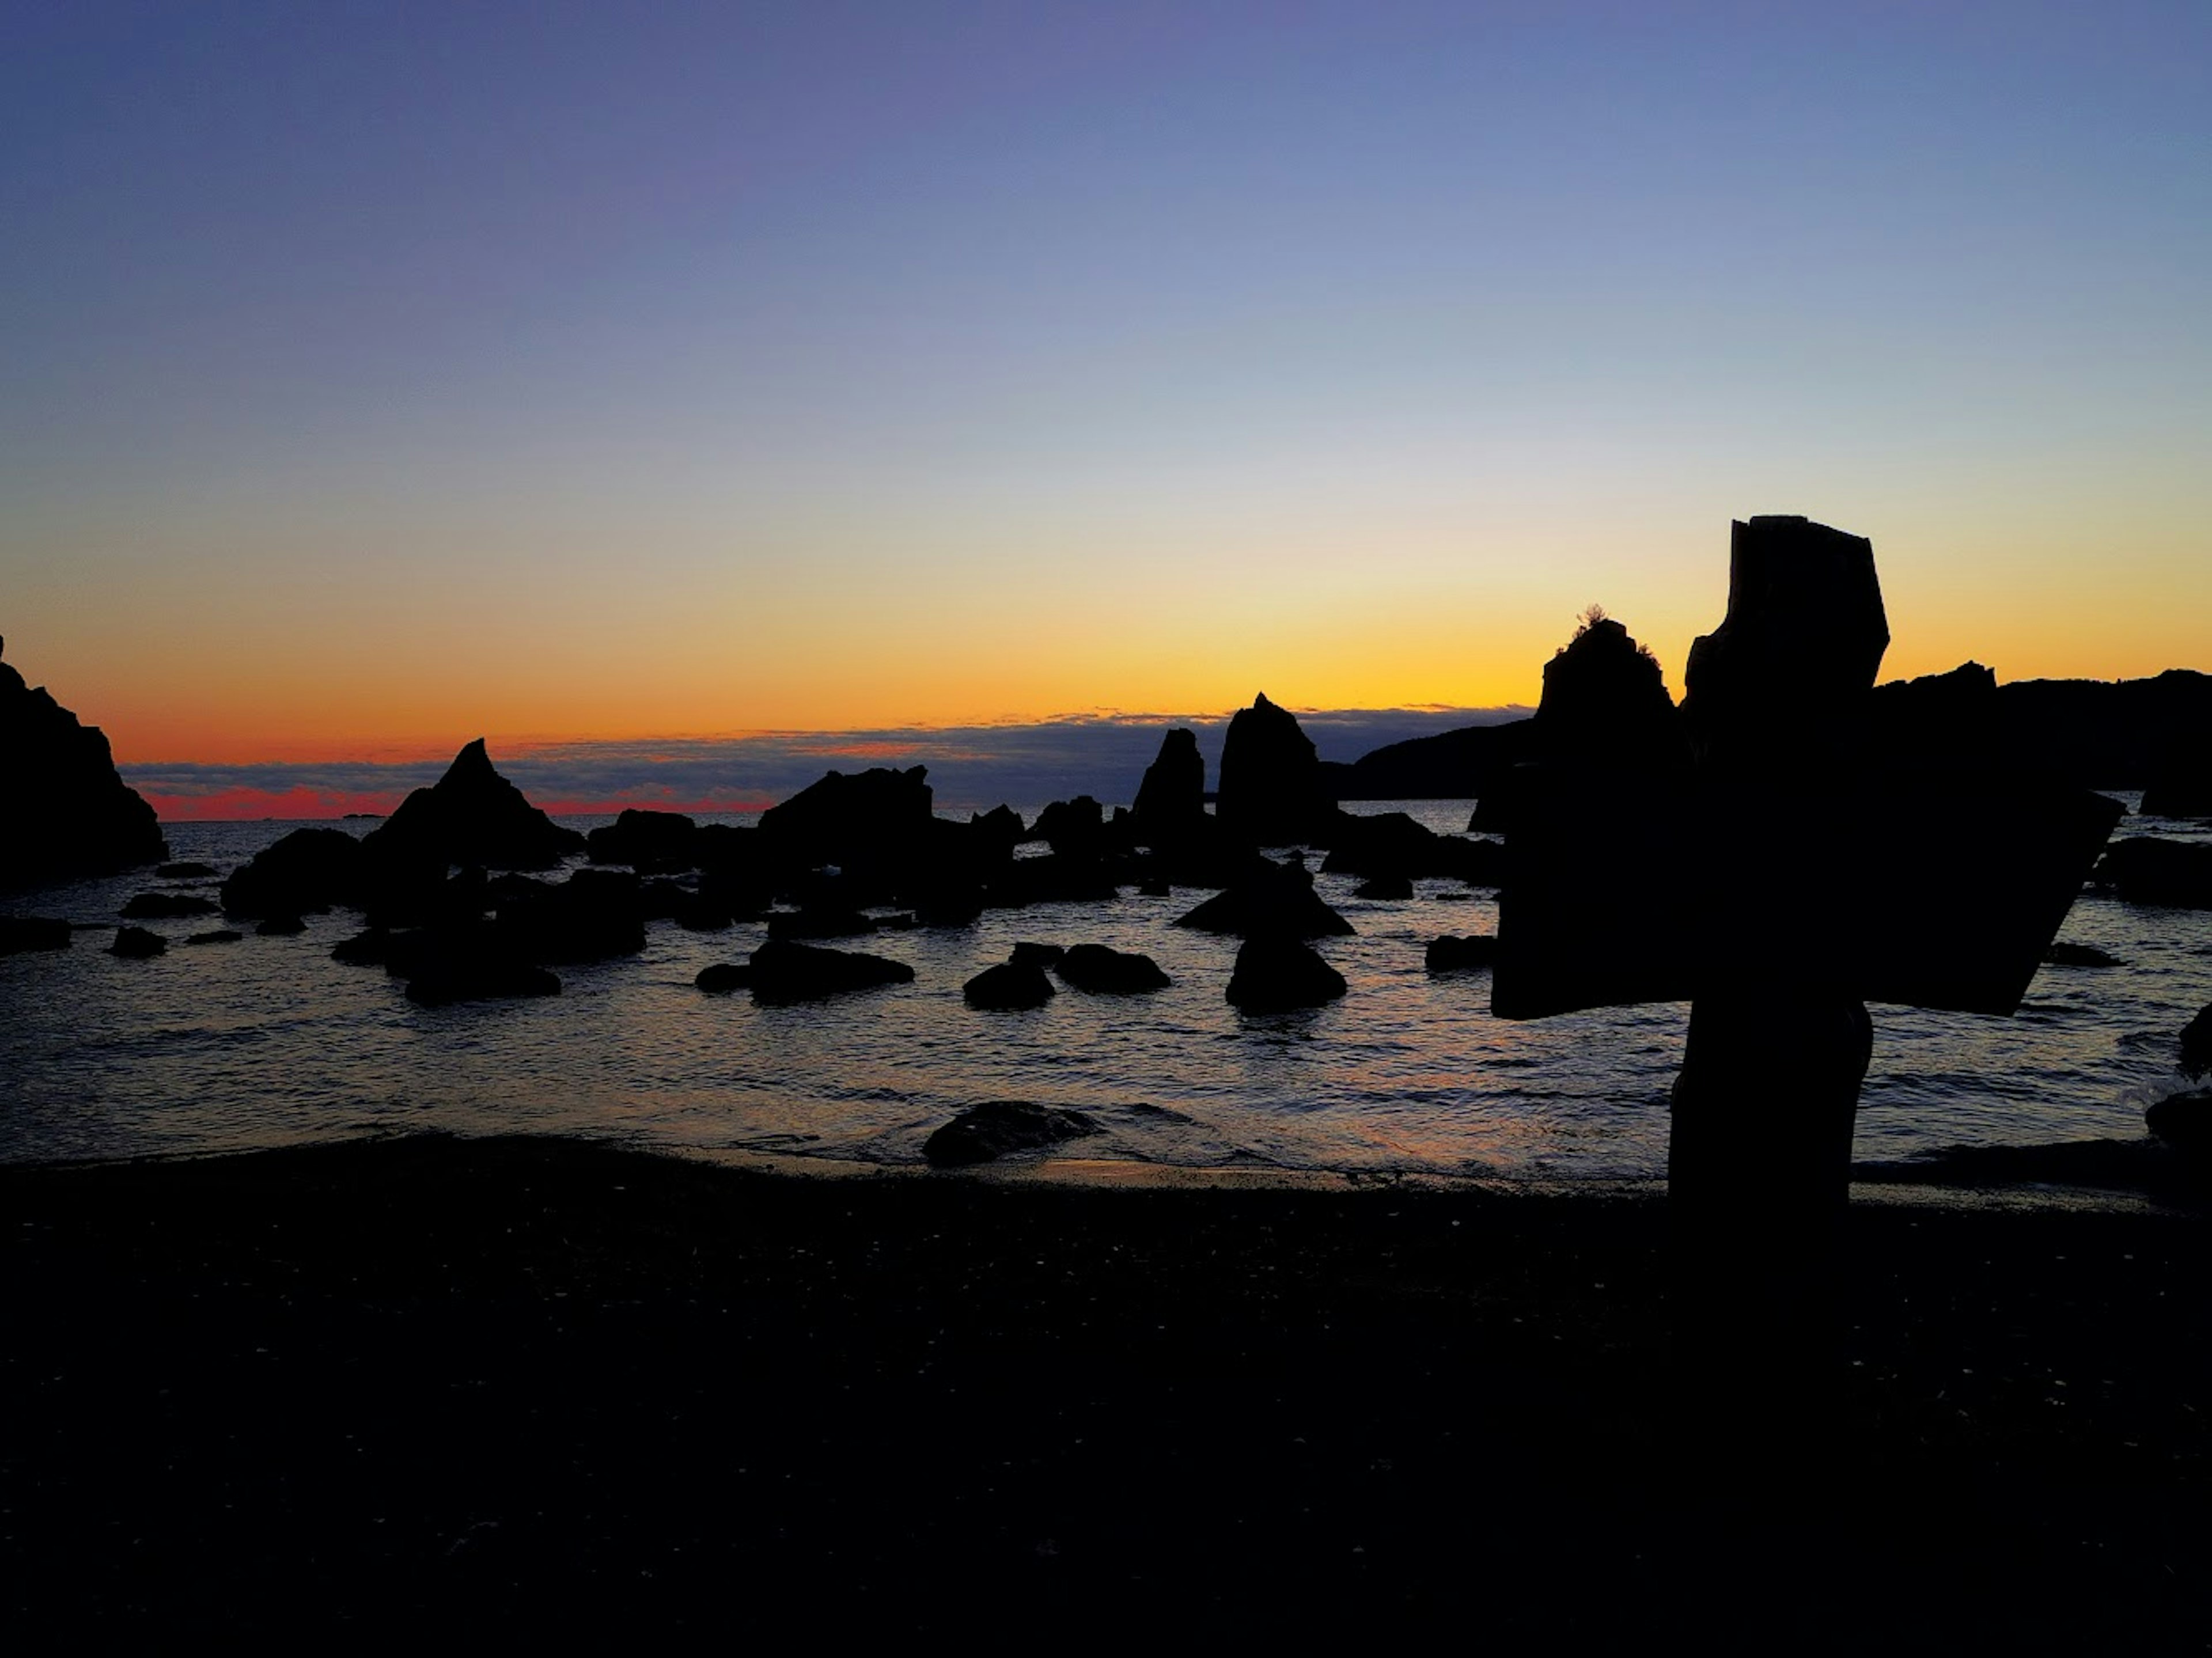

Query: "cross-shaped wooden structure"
<box><xmin>1493</xmin><ymin>516</ymin><xmax>2122</xmax><ymax>1326</ymax></box>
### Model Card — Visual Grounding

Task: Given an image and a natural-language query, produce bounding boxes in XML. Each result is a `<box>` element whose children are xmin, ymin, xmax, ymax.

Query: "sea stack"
<box><xmin>361</xmin><ymin>739</ymin><xmax>586</xmax><ymax>871</ymax></box>
<box><xmin>1215</xmin><ymin>693</ymin><xmax>1336</xmax><ymax>846</ymax></box>
<box><xmin>1532</xmin><ymin>610</ymin><xmax>1682</xmax><ymax>767</ymax></box>
<box><xmin>0</xmin><ymin>636</ymin><xmax>168</xmax><ymax>887</ymax></box>
<box><xmin>1131</xmin><ymin>727</ymin><xmax>1207</xmax><ymax>847</ymax></box>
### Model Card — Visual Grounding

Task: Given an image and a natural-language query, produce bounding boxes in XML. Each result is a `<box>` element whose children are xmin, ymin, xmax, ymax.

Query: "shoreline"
<box><xmin>5</xmin><ymin>1131</ymin><xmax>2209</xmax><ymax>1638</ymax></box>
<box><xmin>7</xmin><ymin>1121</ymin><xmax>2202</xmax><ymax>1217</ymax></box>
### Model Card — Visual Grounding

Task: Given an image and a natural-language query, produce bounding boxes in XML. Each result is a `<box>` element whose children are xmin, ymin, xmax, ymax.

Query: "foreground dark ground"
<box><xmin>4</xmin><ymin>1136</ymin><xmax>2209</xmax><ymax>1646</ymax></box>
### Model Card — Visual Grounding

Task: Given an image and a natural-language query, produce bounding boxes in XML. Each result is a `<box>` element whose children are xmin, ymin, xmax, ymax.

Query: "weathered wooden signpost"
<box><xmin>1493</xmin><ymin>516</ymin><xmax>2122</xmax><ymax>1341</ymax></box>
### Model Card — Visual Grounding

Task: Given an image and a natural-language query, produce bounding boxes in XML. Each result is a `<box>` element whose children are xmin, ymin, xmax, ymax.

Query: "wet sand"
<box><xmin>4</xmin><ymin>1133</ymin><xmax>2209</xmax><ymax>1642</ymax></box>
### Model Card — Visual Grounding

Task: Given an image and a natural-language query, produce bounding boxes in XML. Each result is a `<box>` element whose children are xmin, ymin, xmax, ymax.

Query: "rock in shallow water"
<box><xmin>747</xmin><ymin>939</ymin><xmax>914</xmax><ymax>1006</ymax></box>
<box><xmin>1226</xmin><ymin>935</ymin><xmax>1346</xmax><ymax>1012</ymax></box>
<box><xmin>922</xmin><ymin>1099</ymin><xmax>1101</xmax><ymax>1166</ymax></box>
<box><xmin>964</xmin><ymin>960</ymin><xmax>1055</xmax><ymax>1011</ymax></box>
<box><xmin>108</xmin><ymin>925</ymin><xmax>166</xmax><ymax>958</ymax></box>
<box><xmin>1054</xmin><ymin>943</ymin><xmax>1170</xmax><ymax>993</ymax></box>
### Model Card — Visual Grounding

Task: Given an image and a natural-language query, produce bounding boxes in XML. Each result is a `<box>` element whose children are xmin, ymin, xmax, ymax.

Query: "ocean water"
<box><xmin>2</xmin><ymin>800</ymin><xmax>2207</xmax><ymax>1182</ymax></box>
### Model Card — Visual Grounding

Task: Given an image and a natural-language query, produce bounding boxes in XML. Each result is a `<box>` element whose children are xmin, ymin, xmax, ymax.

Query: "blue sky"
<box><xmin>6</xmin><ymin>1</ymin><xmax>2207</xmax><ymax>772</ymax></box>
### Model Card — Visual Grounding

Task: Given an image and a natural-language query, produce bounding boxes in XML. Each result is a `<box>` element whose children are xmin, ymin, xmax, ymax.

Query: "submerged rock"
<box><xmin>747</xmin><ymin>939</ymin><xmax>915</xmax><ymax>1006</ymax></box>
<box><xmin>1226</xmin><ymin>935</ymin><xmax>1346</xmax><ymax>1012</ymax></box>
<box><xmin>254</xmin><ymin>913</ymin><xmax>308</xmax><ymax>936</ymax></box>
<box><xmin>1353</xmin><ymin>872</ymin><xmax>1413</xmax><ymax>901</ymax></box>
<box><xmin>1054</xmin><ymin>943</ymin><xmax>1171</xmax><ymax>994</ymax></box>
<box><xmin>0</xmin><ymin>636</ymin><xmax>168</xmax><ymax>886</ymax></box>
<box><xmin>186</xmin><ymin>928</ymin><xmax>244</xmax><ymax>945</ymax></box>
<box><xmin>922</xmin><ymin>1099</ymin><xmax>1101</xmax><ymax>1167</ymax></box>
<box><xmin>964</xmin><ymin>959</ymin><xmax>1056</xmax><ymax>1011</ymax></box>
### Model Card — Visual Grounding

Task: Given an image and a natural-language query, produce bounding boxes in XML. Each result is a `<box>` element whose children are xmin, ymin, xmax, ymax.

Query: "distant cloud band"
<box><xmin>122</xmin><ymin>707</ymin><xmax>1528</xmax><ymax>821</ymax></box>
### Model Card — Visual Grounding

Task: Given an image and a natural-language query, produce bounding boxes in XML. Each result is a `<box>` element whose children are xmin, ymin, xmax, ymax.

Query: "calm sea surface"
<box><xmin>3</xmin><ymin>800</ymin><xmax>2207</xmax><ymax>1181</ymax></box>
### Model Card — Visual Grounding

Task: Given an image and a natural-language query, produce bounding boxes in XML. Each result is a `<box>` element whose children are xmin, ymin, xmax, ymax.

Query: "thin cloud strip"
<box><xmin>123</xmin><ymin>707</ymin><xmax>1528</xmax><ymax>821</ymax></box>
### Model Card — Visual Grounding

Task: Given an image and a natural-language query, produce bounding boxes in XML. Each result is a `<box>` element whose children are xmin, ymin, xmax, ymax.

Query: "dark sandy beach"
<box><xmin>4</xmin><ymin>1134</ymin><xmax>2209</xmax><ymax>1645</ymax></box>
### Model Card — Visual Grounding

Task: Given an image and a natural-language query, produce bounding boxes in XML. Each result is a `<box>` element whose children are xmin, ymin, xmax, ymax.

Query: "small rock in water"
<box><xmin>1226</xmin><ymin>935</ymin><xmax>1346</xmax><ymax>1012</ymax></box>
<box><xmin>695</xmin><ymin>962</ymin><xmax>752</xmax><ymax>994</ymax></box>
<box><xmin>747</xmin><ymin>939</ymin><xmax>915</xmax><ymax>1006</ymax></box>
<box><xmin>964</xmin><ymin>960</ymin><xmax>1056</xmax><ymax>1011</ymax></box>
<box><xmin>2146</xmin><ymin>1089</ymin><xmax>2212</xmax><ymax>1162</ymax></box>
<box><xmin>1054</xmin><ymin>943</ymin><xmax>1171</xmax><ymax>993</ymax></box>
<box><xmin>255</xmin><ymin>913</ymin><xmax>308</xmax><ymax>936</ymax></box>
<box><xmin>923</xmin><ymin>1100</ymin><xmax>1101</xmax><ymax>1166</ymax></box>
<box><xmin>1009</xmin><ymin>941</ymin><xmax>1065</xmax><ymax>969</ymax></box>
<box><xmin>109</xmin><ymin>925</ymin><xmax>167</xmax><ymax>958</ymax></box>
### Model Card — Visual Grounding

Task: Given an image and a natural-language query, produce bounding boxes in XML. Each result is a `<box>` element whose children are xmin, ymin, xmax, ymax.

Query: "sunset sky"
<box><xmin>6</xmin><ymin>2</ymin><xmax>2207</xmax><ymax>813</ymax></box>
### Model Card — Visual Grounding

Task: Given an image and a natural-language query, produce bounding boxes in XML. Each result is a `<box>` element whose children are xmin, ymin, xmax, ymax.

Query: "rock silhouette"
<box><xmin>1533</xmin><ymin>609</ymin><xmax>1682</xmax><ymax>767</ymax></box>
<box><xmin>922</xmin><ymin>1099</ymin><xmax>1100</xmax><ymax>1166</ymax></box>
<box><xmin>1216</xmin><ymin>693</ymin><xmax>1335</xmax><ymax>846</ymax></box>
<box><xmin>1175</xmin><ymin>858</ymin><xmax>1354</xmax><ymax>939</ymax></box>
<box><xmin>1131</xmin><ymin>728</ymin><xmax>1208</xmax><ymax>845</ymax></box>
<box><xmin>1054</xmin><ymin>943</ymin><xmax>1170</xmax><ymax>993</ymax></box>
<box><xmin>1226</xmin><ymin>935</ymin><xmax>1347</xmax><ymax>1012</ymax></box>
<box><xmin>221</xmin><ymin>828</ymin><xmax>368</xmax><ymax>919</ymax></box>
<box><xmin>964</xmin><ymin>959</ymin><xmax>1056</xmax><ymax>1011</ymax></box>
<box><xmin>0</xmin><ymin>636</ymin><xmax>167</xmax><ymax>886</ymax></box>
<box><xmin>363</xmin><ymin>741</ymin><xmax>585</xmax><ymax>872</ymax></box>
<box><xmin>2181</xmin><ymin>1003</ymin><xmax>2212</xmax><ymax>1079</ymax></box>
<box><xmin>2094</xmin><ymin>839</ymin><xmax>2212</xmax><ymax>909</ymax></box>
<box><xmin>109</xmin><ymin>925</ymin><xmax>166</xmax><ymax>958</ymax></box>
<box><xmin>745</xmin><ymin>939</ymin><xmax>914</xmax><ymax>1006</ymax></box>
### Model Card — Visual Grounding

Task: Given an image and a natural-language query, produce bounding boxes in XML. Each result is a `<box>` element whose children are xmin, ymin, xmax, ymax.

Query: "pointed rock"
<box><xmin>1216</xmin><ymin>693</ymin><xmax>1335</xmax><ymax>846</ymax></box>
<box><xmin>363</xmin><ymin>739</ymin><xmax>585</xmax><ymax>872</ymax></box>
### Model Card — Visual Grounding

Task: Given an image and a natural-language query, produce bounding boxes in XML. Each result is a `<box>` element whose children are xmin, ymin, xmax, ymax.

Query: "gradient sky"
<box><xmin>6</xmin><ymin>1</ymin><xmax>2207</xmax><ymax>777</ymax></box>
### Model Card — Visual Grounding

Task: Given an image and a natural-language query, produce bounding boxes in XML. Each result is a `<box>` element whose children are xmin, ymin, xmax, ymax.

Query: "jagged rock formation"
<box><xmin>1131</xmin><ymin>728</ymin><xmax>1208</xmax><ymax>845</ymax></box>
<box><xmin>1216</xmin><ymin>693</ymin><xmax>1335</xmax><ymax>845</ymax></box>
<box><xmin>363</xmin><ymin>740</ymin><xmax>585</xmax><ymax>872</ymax></box>
<box><xmin>0</xmin><ymin>637</ymin><xmax>166</xmax><ymax>886</ymax></box>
